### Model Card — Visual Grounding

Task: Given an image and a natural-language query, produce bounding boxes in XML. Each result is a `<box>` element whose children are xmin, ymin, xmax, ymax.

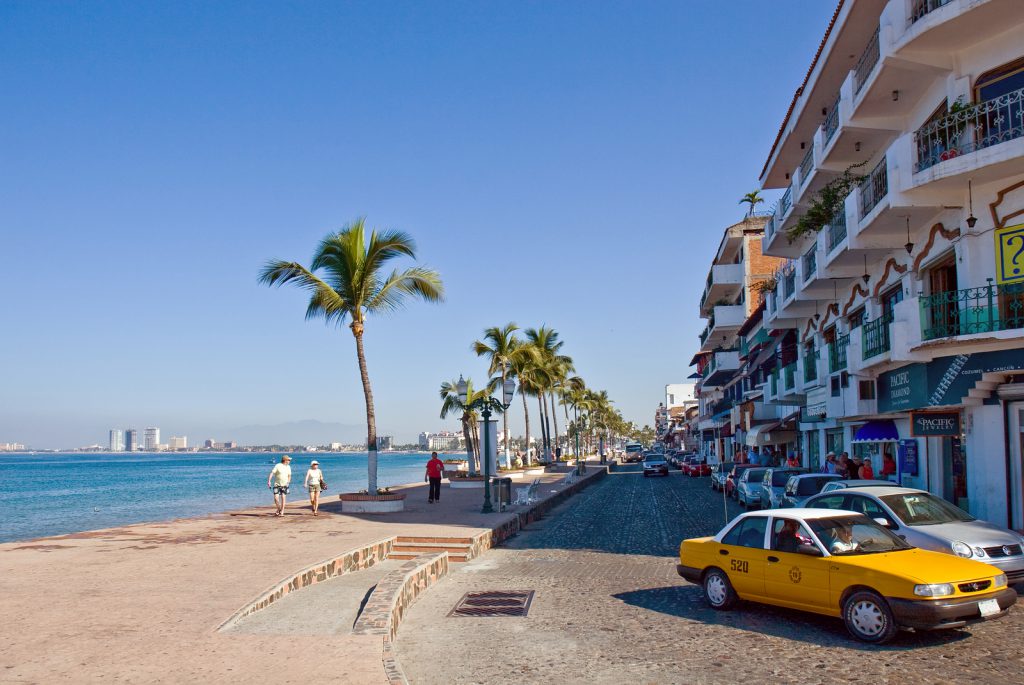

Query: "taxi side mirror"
<box><xmin>873</xmin><ymin>517</ymin><xmax>895</xmax><ymax>529</ymax></box>
<box><xmin>797</xmin><ymin>544</ymin><xmax>823</xmax><ymax>557</ymax></box>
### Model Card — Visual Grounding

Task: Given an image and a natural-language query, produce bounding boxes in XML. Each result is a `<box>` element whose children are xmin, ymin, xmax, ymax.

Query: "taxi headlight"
<box><xmin>994</xmin><ymin>573</ymin><xmax>1008</xmax><ymax>589</ymax></box>
<box><xmin>914</xmin><ymin>583</ymin><xmax>954</xmax><ymax>597</ymax></box>
<box><xmin>951</xmin><ymin>540</ymin><xmax>973</xmax><ymax>558</ymax></box>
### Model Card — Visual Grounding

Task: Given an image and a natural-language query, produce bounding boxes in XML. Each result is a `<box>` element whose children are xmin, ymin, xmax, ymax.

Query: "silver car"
<box><xmin>759</xmin><ymin>468</ymin><xmax>807</xmax><ymax>509</ymax></box>
<box><xmin>780</xmin><ymin>473</ymin><xmax>842</xmax><ymax>508</ymax></box>
<box><xmin>710</xmin><ymin>462</ymin><xmax>735</xmax><ymax>491</ymax></box>
<box><xmin>806</xmin><ymin>486</ymin><xmax>1024</xmax><ymax>585</ymax></box>
<box><xmin>736</xmin><ymin>467</ymin><xmax>768</xmax><ymax>509</ymax></box>
<box><xmin>820</xmin><ymin>479</ymin><xmax>894</xmax><ymax>493</ymax></box>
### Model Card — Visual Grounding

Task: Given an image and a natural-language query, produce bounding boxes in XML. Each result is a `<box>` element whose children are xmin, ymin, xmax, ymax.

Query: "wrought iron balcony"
<box><xmin>859</xmin><ymin>157</ymin><xmax>888</xmax><ymax>218</ymax></box>
<box><xmin>911</xmin><ymin>0</ymin><xmax>954</xmax><ymax>23</ymax></box>
<box><xmin>779</xmin><ymin>186</ymin><xmax>793</xmax><ymax>218</ymax></box>
<box><xmin>920</xmin><ymin>283</ymin><xmax>1024</xmax><ymax>340</ymax></box>
<box><xmin>783</xmin><ymin>362</ymin><xmax>796</xmax><ymax>391</ymax></box>
<box><xmin>782</xmin><ymin>262</ymin><xmax>796</xmax><ymax>300</ymax></box>
<box><xmin>802</xmin><ymin>245</ymin><xmax>817</xmax><ymax>282</ymax></box>
<box><xmin>823</xmin><ymin>96</ymin><xmax>840</xmax><ymax>144</ymax></box>
<box><xmin>827</xmin><ymin>210</ymin><xmax>847</xmax><ymax>252</ymax></box>
<box><xmin>914</xmin><ymin>87</ymin><xmax>1024</xmax><ymax>173</ymax></box>
<box><xmin>803</xmin><ymin>348</ymin><xmax>819</xmax><ymax>383</ymax></box>
<box><xmin>765</xmin><ymin>214</ymin><xmax>777</xmax><ymax>242</ymax></box>
<box><xmin>799</xmin><ymin>147</ymin><xmax>815</xmax><ymax>187</ymax></box>
<box><xmin>854</xmin><ymin>29</ymin><xmax>880</xmax><ymax>95</ymax></box>
<box><xmin>862</xmin><ymin>311</ymin><xmax>893</xmax><ymax>359</ymax></box>
<box><xmin>828</xmin><ymin>334</ymin><xmax>849</xmax><ymax>373</ymax></box>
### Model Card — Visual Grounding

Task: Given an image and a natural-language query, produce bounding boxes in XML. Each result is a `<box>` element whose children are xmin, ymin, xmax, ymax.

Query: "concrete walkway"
<box><xmin>0</xmin><ymin>462</ymin><xmax>602</xmax><ymax>684</ymax></box>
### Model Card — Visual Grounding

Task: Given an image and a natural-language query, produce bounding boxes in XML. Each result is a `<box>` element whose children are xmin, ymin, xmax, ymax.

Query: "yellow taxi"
<box><xmin>677</xmin><ymin>509</ymin><xmax>1017</xmax><ymax>643</ymax></box>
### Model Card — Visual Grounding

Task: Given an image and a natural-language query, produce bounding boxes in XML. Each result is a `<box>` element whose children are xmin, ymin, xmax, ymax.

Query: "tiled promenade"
<box><xmin>396</xmin><ymin>465</ymin><xmax>1024</xmax><ymax>685</ymax></box>
<box><xmin>0</xmin><ymin>463</ymin><xmax>599</xmax><ymax>684</ymax></box>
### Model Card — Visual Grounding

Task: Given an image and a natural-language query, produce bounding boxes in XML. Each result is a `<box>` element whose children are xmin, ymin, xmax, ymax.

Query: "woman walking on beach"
<box><xmin>304</xmin><ymin>460</ymin><xmax>326</xmax><ymax>516</ymax></box>
<box><xmin>267</xmin><ymin>455</ymin><xmax>292</xmax><ymax>517</ymax></box>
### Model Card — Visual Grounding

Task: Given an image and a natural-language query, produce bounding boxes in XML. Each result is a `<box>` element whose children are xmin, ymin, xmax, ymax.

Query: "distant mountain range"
<box><xmin>229</xmin><ymin>419</ymin><xmax>368</xmax><ymax>446</ymax></box>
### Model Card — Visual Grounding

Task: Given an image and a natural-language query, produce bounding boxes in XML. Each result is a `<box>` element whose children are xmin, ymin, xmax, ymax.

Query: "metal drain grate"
<box><xmin>448</xmin><ymin>590</ymin><xmax>535</xmax><ymax>617</ymax></box>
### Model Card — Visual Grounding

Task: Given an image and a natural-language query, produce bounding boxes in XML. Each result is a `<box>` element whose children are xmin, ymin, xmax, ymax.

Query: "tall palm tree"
<box><xmin>439</xmin><ymin>377</ymin><xmax>493</xmax><ymax>475</ymax></box>
<box><xmin>259</xmin><ymin>219</ymin><xmax>443</xmax><ymax>494</ymax></box>
<box><xmin>524</xmin><ymin>326</ymin><xmax>564</xmax><ymax>461</ymax></box>
<box><xmin>472</xmin><ymin>323</ymin><xmax>520</xmax><ymax>468</ymax></box>
<box><xmin>507</xmin><ymin>341</ymin><xmax>539</xmax><ymax>465</ymax></box>
<box><xmin>739</xmin><ymin>190</ymin><xmax>764</xmax><ymax>217</ymax></box>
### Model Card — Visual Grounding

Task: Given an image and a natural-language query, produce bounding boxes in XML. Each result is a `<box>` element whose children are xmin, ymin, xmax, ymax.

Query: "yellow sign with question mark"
<box><xmin>995</xmin><ymin>223</ymin><xmax>1024</xmax><ymax>285</ymax></box>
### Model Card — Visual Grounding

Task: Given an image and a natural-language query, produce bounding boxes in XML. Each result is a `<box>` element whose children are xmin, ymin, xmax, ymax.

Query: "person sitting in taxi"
<box><xmin>829</xmin><ymin>525</ymin><xmax>859</xmax><ymax>554</ymax></box>
<box><xmin>775</xmin><ymin>519</ymin><xmax>806</xmax><ymax>553</ymax></box>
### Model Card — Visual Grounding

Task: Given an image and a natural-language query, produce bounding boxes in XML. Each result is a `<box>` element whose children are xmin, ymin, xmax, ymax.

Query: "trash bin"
<box><xmin>492</xmin><ymin>477</ymin><xmax>513</xmax><ymax>510</ymax></box>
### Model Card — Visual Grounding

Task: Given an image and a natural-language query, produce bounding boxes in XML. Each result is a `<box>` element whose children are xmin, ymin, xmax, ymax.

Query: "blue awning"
<box><xmin>852</xmin><ymin>419</ymin><xmax>899</xmax><ymax>443</ymax></box>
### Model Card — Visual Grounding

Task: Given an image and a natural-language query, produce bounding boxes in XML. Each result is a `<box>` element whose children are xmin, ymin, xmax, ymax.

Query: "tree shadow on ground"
<box><xmin>612</xmin><ymin>584</ymin><xmax>973</xmax><ymax>650</ymax></box>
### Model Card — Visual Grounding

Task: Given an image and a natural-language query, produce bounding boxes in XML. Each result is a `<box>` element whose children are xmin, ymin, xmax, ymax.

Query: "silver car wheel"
<box><xmin>705</xmin><ymin>574</ymin><xmax>727</xmax><ymax>606</ymax></box>
<box><xmin>850</xmin><ymin>600</ymin><xmax>884</xmax><ymax>636</ymax></box>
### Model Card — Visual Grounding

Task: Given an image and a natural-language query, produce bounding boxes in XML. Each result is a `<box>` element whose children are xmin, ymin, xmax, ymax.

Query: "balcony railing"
<box><xmin>699</xmin><ymin>323</ymin><xmax>711</xmax><ymax>346</ymax></box>
<box><xmin>803</xmin><ymin>348</ymin><xmax>819</xmax><ymax>383</ymax></box>
<box><xmin>828</xmin><ymin>334</ymin><xmax>849</xmax><ymax>373</ymax></box>
<box><xmin>859</xmin><ymin>157</ymin><xmax>888</xmax><ymax>218</ymax></box>
<box><xmin>799</xmin><ymin>147</ymin><xmax>815</xmax><ymax>187</ymax></box>
<box><xmin>765</xmin><ymin>214</ymin><xmax>777</xmax><ymax>241</ymax></box>
<box><xmin>914</xmin><ymin>87</ymin><xmax>1024</xmax><ymax>173</ymax></box>
<box><xmin>911</xmin><ymin>0</ymin><xmax>954</xmax><ymax>23</ymax></box>
<box><xmin>854</xmin><ymin>29</ymin><xmax>880</xmax><ymax>95</ymax></box>
<box><xmin>862</xmin><ymin>311</ymin><xmax>893</xmax><ymax>359</ymax></box>
<box><xmin>782</xmin><ymin>263</ymin><xmax>796</xmax><ymax>300</ymax></box>
<box><xmin>783</xmin><ymin>362</ymin><xmax>796</xmax><ymax>391</ymax></box>
<box><xmin>823</xmin><ymin>96</ymin><xmax>840</xmax><ymax>143</ymax></box>
<box><xmin>920</xmin><ymin>283</ymin><xmax>1024</xmax><ymax>340</ymax></box>
<box><xmin>827</xmin><ymin>210</ymin><xmax>847</xmax><ymax>252</ymax></box>
<box><xmin>802</xmin><ymin>245</ymin><xmax>817</xmax><ymax>282</ymax></box>
<box><xmin>779</xmin><ymin>186</ymin><xmax>793</xmax><ymax>218</ymax></box>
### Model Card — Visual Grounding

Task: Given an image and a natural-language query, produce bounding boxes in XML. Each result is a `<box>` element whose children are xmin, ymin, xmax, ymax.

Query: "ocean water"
<box><xmin>0</xmin><ymin>452</ymin><xmax>457</xmax><ymax>543</ymax></box>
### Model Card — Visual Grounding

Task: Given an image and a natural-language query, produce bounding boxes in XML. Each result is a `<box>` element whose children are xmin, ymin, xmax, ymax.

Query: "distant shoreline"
<box><xmin>0</xmin><ymin>450</ymin><xmax>470</xmax><ymax>457</ymax></box>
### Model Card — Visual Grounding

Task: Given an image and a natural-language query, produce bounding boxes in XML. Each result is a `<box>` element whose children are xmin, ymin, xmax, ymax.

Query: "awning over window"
<box><xmin>852</xmin><ymin>419</ymin><xmax>900</xmax><ymax>443</ymax></box>
<box><xmin>745</xmin><ymin>421</ymin><xmax>796</xmax><ymax>447</ymax></box>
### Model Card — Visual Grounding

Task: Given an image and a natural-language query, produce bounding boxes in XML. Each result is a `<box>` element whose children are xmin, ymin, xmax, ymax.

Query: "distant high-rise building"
<box><xmin>144</xmin><ymin>427</ymin><xmax>160</xmax><ymax>450</ymax></box>
<box><xmin>125</xmin><ymin>429</ymin><xmax>138</xmax><ymax>452</ymax></box>
<box><xmin>204</xmin><ymin>439</ymin><xmax>215</xmax><ymax>449</ymax></box>
<box><xmin>109</xmin><ymin>429</ymin><xmax>124</xmax><ymax>452</ymax></box>
<box><xmin>330</xmin><ymin>442</ymin><xmax>343</xmax><ymax>451</ymax></box>
<box><xmin>376</xmin><ymin>436</ymin><xmax>393</xmax><ymax>451</ymax></box>
<box><xmin>169</xmin><ymin>436</ymin><xmax>187</xmax><ymax>450</ymax></box>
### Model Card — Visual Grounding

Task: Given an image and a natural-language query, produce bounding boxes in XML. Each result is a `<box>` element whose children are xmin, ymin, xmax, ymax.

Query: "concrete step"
<box><xmin>389</xmin><ymin>551</ymin><xmax>469</xmax><ymax>562</ymax></box>
<box><xmin>393</xmin><ymin>542</ymin><xmax>472</xmax><ymax>554</ymax></box>
<box><xmin>390</xmin><ymin>536</ymin><xmax>475</xmax><ymax>563</ymax></box>
<box><xmin>396</xmin><ymin>536</ymin><xmax>474</xmax><ymax>544</ymax></box>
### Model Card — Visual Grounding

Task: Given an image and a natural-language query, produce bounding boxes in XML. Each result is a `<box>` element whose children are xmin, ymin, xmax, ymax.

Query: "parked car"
<box><xmin>677</xmin><ymin>509</ymin><xmax>1016</xmax><ymax>643</ymax></box>
<box><xmin>725</xmin><ymin>464</ymin><xmax>757</xmax><ymax>500</ymax></box>
<box><xmin>781</xmin><ymin>474</ymin><xmax>843</xmax><ymax>508</ymax></box>
<box><xmin>736</xmin><ymin>468</ymin><xmax>769</xmax><ymax>509</ymax></box>
<box><xmin>710</xmin><ymin>462</ymin><xmax>735</xmax><ymax>491</ymax></box>
<box><xmin>759</xmin><ymin>468</ymin><xmax>808</xmax><ymax>509</ymax></box>
<box><xmin>819</xmin><ymin>479</ymin><xmax>895</xmax><ymax>493</ymax></box>
<box><xmin>683</xmin><ymin>457</ymin><xmax>712</xmax><ymax>477</ymax></box>
<box><xmin>643</xmin><ymin>458</ymin><xmax>669</xmax><ymax>477</ymax></box>
<box><xmin>805</xmin><ymin>486</ymin><xmax>1024</xmax><ymax>585</ymax></box>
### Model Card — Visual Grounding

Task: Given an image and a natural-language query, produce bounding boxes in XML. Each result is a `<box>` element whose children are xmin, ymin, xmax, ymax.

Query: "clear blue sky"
<box><xmin>1</xmin><ymin>1</ymin><xmax>835</xmax><ymax>449</ymax></box>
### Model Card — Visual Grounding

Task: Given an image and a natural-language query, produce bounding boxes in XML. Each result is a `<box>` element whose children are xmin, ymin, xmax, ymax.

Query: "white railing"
<box><xmin>914</xmin><ymin>87</ymin><xmax>1024</xmax><ymax>172</ymax></box>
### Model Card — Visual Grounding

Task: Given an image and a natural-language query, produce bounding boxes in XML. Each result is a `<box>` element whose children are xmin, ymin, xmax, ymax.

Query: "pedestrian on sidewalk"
<box><xmin>267</xmin><ymin>455</ymin><xmax>292</xmax><ymax>517</ymax></box>
<box><xmin>426</xmin><ymin>451</ymin><xmax>445</xmax><ymax>504</ymax></box>
<box><xmin>304</xmin><ymin>460</ymin><xmax>326</xmax><ymax>516</ymax></box>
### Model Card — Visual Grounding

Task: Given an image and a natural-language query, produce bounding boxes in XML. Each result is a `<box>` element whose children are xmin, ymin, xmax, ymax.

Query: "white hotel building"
<box><xmin>755</xmin><ymin>0</ymin><xmax>1024</xmax><ymax>537</ymax></box>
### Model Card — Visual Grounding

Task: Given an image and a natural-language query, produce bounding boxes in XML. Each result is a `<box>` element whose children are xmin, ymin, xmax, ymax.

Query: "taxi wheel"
<box><xmin>843</xmin><ymin>591</ymin><xmax>898</xmax><ymax>644</ymax></box>
<box><xmin>703</xmin><ymin>568</ymin><xmax>737</xmax><ymax>610</ymax></box>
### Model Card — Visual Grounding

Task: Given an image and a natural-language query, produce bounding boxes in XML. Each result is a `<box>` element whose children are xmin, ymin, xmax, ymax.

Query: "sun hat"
<box><xmin>311</xmin><ymin>460</ymin><xmax>319</xmax><ymax>465</ymax></box>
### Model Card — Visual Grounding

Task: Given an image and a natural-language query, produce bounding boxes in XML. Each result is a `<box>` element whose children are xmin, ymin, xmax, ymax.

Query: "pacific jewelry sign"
<box><xmin>911</xmin><ymin>411</ymin><xmax>961</xmax><ymax>437</ymax></box>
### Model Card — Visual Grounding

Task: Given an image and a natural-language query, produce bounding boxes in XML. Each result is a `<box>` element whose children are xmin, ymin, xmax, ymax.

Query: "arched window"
<box><xmin>975</xmin><ymin>56</ymin><xmax>1024</xmax><ymax>102</ymax></box>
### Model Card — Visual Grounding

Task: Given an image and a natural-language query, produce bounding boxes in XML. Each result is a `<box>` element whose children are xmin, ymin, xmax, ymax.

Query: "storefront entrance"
<box><xmin>1010</xmin><ymin>402</ymin><xmax>1024</xmax><ymax>530</ymax></box>
<box><xmin>941</xmin><ymin>435</ymin><xmax>968</xmax><ymax>508</ymax></box>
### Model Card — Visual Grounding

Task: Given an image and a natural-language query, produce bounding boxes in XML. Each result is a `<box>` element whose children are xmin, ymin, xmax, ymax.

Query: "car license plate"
<box><xmin>978</xmin><ymin>598</ymin><xmax>1000</xmax><ymax>617</ymax></box>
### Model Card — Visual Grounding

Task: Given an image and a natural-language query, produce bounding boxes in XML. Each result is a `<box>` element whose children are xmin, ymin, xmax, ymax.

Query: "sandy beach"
<box><xmin>1</xmin><ymin>467</ymin><xmax>596</xmax><ymax>684</ymax></box>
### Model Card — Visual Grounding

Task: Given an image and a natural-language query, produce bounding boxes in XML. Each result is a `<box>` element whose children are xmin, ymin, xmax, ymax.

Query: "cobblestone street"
<box><xmin>396</xmin><ymin>465</ymin><xmax>1024</xmax><ymax>685</ymax></box>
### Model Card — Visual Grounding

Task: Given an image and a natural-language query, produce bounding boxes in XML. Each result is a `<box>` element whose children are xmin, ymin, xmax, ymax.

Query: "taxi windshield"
<box><xmin>806</xmin><ymin>515</ymin><xmax>913</xmax><ymax>556</ymax></box>
<box><xmin>880</xmin><ymin>492</ymin><xmax>975</xmax><ymax>526</ymax></box>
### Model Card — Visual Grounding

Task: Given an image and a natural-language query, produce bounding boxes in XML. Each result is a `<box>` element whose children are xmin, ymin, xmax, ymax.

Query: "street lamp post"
<box><xmin>457</xmin><ymin>375</ymin><xmax>516</xmax><ymax>514</ymax></box>
<box><xmin>573</xmin><ymin>403</ymin><xmax>583</xmax><ymax>476</ymax></box>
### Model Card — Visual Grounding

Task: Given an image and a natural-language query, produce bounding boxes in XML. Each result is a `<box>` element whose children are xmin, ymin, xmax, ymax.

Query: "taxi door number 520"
<box><xmin>730</xmin><ymin>559</ymin><xmax>749</xmax><ymax>573</ymax></box>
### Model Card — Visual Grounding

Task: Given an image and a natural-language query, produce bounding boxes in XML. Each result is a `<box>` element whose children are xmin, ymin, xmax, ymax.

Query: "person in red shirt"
<box><xmin>425</xmin><ymin>452</ymin><xmax>445</xmax><ymax>504</ymax></box>
<box><xmin>880</xmin><ymin>451</ymin><xmax>897</xmax><ymax>481</ymax></box>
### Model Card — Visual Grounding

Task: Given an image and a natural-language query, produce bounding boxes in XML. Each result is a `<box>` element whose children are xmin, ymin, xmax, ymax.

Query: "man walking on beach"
<box><xmin>268</xmin><ymin>455</ymin><xmax>292</xmax><ymax>517</ymax></box>
<box><xmin>425</xmin><ymin>452</ymin><xmax>444</xmax><ymax>504</ymax></box>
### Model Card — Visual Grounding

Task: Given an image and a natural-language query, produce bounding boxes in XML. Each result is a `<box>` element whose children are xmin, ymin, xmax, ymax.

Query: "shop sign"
<box><xmin>995</xmin><ymin>223</ymin><xmax>1024</xmax><ymax>285</ymax></box>
<box><xmin>898</xmin><ymin>438</ymin><xmax>919</xmax><ymax>476</ymax></box>
<box><xmin>911</xmin><ymin>411</ymin><xmax>961</xmax><ymax>436</ymax></box>
<box><xmin>877</xmin><ymin>364</ymin><xmax>927</xmax><ymax>413</ymax></box>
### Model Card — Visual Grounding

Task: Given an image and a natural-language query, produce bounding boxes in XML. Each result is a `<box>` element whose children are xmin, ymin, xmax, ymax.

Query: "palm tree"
<box><xmin>472</xmin><ymin>323</ymin><xmax>520</xmax><ymax>468</ymax></box>
<box><xmin>259</xmin><ymin>219</ymin><xmax>443</xmax><ymax>494</ymax></box>
<box><xmin>524</xmin><ymin>326</ymin><xmax>564</xmax><ymax>461</ymax></box>
<box><xmin>507</xmin><ymin>341</ymin><xmax>539</xmax><ymax>465</ymax></box>
<box><xmin>439</xmin><ymin>378</ymin><xmax>493</xmax><ymax>475</ymax></box>
<box><xmin>739</xmin><ymin>190</ymin><xmax>764</xmax><ymax>217</ymax></box>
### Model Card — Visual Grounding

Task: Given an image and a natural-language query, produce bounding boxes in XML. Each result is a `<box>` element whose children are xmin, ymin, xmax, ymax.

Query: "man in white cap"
<box><xmin>267</xmin><ymin>455</ymin><xmax>292</xmax><ymax>517</ymax></box>
<box><xmin>822</xmin><ymin>452</ymin><xmax>837</xmax><ymax>474</ymax></box>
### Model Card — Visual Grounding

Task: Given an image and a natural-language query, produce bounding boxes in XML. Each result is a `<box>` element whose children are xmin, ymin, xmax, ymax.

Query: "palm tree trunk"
<box><xmin>549</xmin><ymin>392</ymin><xmax>560</xmax><ymax>459</ymax></box>
<box><xmin>521</xmin><ymin>390</ymin><xmax>531</xmax><ymax>466</ymax></box>
<box><xmin>461</xmin><ymin>413</ymin><xmax>476</xmax><ymax>476</ymax></box>
<box><xmin>352</xmin><ymin>326</ymin><xmax>378</xmax><ymax>494</ymax></box>
<box><xmin>537</xmin><ymin>395</ymin><xmax>548</xmax><ymax>462</ymax></box>
<box><xmin>501</xmin><ymin>368</ymin><xmax>510</xmax><ymax>469</ymax></box>
<box><xmin>472</xmin><ymin>419</ymin><xmax>481</xmax><ymax>471</ymax></box>
<box><xmin>544</xmin><ymin>395</ymin><xmax>553</xmax><ymax>462</ymax></box>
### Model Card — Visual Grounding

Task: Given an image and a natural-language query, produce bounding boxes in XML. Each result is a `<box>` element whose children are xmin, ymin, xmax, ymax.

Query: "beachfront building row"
<box><xmin>748</xmin><ymin>0</ymin><xmax>1024</xmax><ymax>531</ymax></box>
